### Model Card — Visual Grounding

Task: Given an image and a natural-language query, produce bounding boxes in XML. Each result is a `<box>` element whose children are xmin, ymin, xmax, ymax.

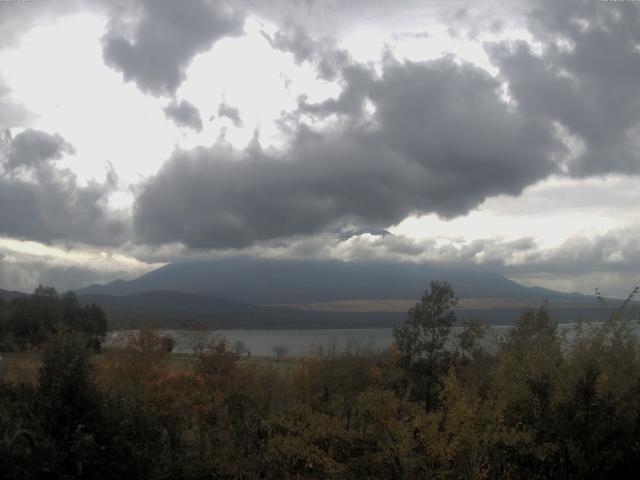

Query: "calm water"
<box><xmin>105</xmin><ymin>323</ymin><xmax>631</xmax><ymax>357</ymax></box>
<box><xmin>106</xmin><ymin>328</ymin><xmax>399</xmax><ymax>357</ymax></box>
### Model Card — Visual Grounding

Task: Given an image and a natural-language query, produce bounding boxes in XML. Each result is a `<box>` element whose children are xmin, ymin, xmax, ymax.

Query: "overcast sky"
<box><xmin>0</xmin><ymin>0</ymin><xmax>639</xmax><ymax>297</ymax></box>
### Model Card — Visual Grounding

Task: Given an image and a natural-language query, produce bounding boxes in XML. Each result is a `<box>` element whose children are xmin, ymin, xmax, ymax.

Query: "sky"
<box><xmin>0</xmin><ymin>0</ymin><xmax>639</xmax><ymax>297</ymax></box>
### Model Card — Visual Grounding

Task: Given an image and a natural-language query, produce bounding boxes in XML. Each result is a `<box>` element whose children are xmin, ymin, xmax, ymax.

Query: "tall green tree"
<box><xmin>393</xmin><ymin>280</ymin><xmax>457</xmax><ymax>411</ymax></box>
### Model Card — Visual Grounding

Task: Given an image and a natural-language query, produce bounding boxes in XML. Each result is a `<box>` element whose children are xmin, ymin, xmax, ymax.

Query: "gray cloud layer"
<box><xmin>0</xmin><ymin>129</ymin><xmax>129</xmax><ymax>246</ymax></box>
<box><xmin>489</xmin><ymin>0</ymin><xmax>640</xmax><ymax>176</ymax></box>
<box><xmin>262</xmin><ymin>26</ymin><xmax>350</xmax><ymax>80</ymax></box>
<box><xmin>217</xmin><ymin>102</ymin><xmax>243</xmax><ymax>127</ymax></box>
<box><xmin>264</xmin><ymin>225</ymin><xmax>640</xmax><ymax>296</ymax></box>
<box><xmin>1</xmin><ymin>0</ymin><xmax>638</xmax><ymax>296</ymax></box>
<box><xmin>6</xmin><ymin>129</ymin><xmax>75</xmax><ymax>169</ymax></box>
<box><xmin>134</xmin><ymin>0</ymin><xmax>640</xmax><ymax>251</ymax></box>
<box><xmin>134</xmin><ymin>56</ymin><xmax>557</xmax><ymax>249</ymax></box>
<box><xmin>101</xmin><ymin>0</ymin><xmax>244</xmax><ymax>96</ymax></box>
<box><xmin>164</xmin><ymin>99</ymin><xmax>203</xmax><ymax>131</ymax></box>
<box><xmin>0</xmin><ymin>247</ymin><xmax>152</xmax><ymax>293</ymax></box>
<box><xmin>0</xmin><ymin>0</ymin><xmax>88</xmax><ymax>49</ymax></box>
<box><xmin>0</xmin><ymin>77</ymin><xmax>30</xmax><ymax>129</ymax></box>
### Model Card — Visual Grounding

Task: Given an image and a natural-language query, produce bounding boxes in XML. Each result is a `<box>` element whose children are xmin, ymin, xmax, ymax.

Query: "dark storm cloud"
<box><xmin>102</xmin><ymin>0</ymin><xmax>244</xmax><ymax>96</ymax></box>
<box><xmin>164</xmin><ymin>99</ymin><xmax>203</xmax><ymax>131</ymax></box>
<box><xmin>217</xmin><ymin>102</ymin><xmax>243</xmax><ymax>127</ymax></box>
<box><xmin>0</xmin><ymin>130</ymin><xmax>129</xmax><ymax>246</ymax></box>
<box><xmin>299</xmin><ymin>64</ymin><xmax>374</xmax><ymax>117</ymax></box>
<box><xmin>134</xmin><ymin>56</ymin><xmax>558</xmax><ymax>249</ymax></box>
<box><xmin>488</xmin><ymin>0</ymin><xmax>640</xmax><ymax>176</ymax></box>
<box><xmin>6</xmin><ymin>129</ymin><xmax>75</xmax><ymax>169</ymax></box>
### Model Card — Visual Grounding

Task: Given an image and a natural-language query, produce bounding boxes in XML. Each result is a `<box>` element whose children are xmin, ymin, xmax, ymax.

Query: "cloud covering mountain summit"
<box><xmin>134</xmin><ymin>56</ymin><xmax>557</xmax><ymax>248</ymax></box>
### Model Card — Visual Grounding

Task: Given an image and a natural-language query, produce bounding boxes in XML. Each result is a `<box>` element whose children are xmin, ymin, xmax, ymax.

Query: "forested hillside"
<box><xmin>0</xmin><ymin>286</ymin><xmax>106</xmax><ymax>351</ymax></box>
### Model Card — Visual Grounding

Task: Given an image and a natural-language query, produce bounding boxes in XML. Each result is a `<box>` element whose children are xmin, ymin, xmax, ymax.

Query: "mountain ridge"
<box><xmin>77</xmin><ymin>257</ymin><xmax>592</xmax><ymax>305</ymax></box>
<box><xmin>0</xmin><ymin>288</ymin><xmax>29</xmax><ymax>301</ymax></box>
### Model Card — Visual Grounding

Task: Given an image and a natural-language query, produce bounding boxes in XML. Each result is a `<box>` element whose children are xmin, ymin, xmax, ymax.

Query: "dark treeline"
<box><xmin>2</xmin><ymin>281</ymin><xmax>640</xmax><ymax>479</ymax></box>
<box><xmin>0</xmin><ymin>285</ymin><xmax>107</xmax><ymax>351</ymax></box>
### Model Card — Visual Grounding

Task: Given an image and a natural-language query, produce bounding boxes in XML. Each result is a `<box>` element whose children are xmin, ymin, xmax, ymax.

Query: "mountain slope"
<box><xmin>77</xmin><ymin>257</ymin><xmax>591</xmax><ymax>305</ymax></box>
<box><xmin>0</xmin><ymin>288</ymin><xmax>28</xmax><ymax>301</ymax></box>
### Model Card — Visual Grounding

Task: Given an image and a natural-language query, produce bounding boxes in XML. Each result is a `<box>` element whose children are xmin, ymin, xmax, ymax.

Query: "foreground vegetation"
<box><xmin>1</xmin><ymin>282</ymin><xmax>640</xmax><ymax>479</ymax></box>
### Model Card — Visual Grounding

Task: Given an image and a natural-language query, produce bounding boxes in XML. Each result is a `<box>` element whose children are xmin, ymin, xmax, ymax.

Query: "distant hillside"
<box><xmin>0</xmin><ymin>286</ymin><xmax>620</xmax><ymax>329</ymax></box>
<box><xmin>77</xmin><ymin>257</ymin><xmax>592</xmax><ymax>305</ymax></box>
<box><xmin>77</xmin><ymin>290</ymin><xmax>405</xmax><ymax>329</ymax></box>
<box><xmin>0</xmin><ymin>288</ymin><xmax>28</xmax><ymax>301</ymax></box>
<box><xmin>78</xmin><ymin>290</ymin><xmax>263</xmax><ymax>328</ymax></box>
<box><xmin>2</xmin><ymin>258</ymin><xmax>614</xmax><ymax>329</ymax></box>
<box><xmin>76</xmin><ymin>290</ymin><xmax>620</xmax><ymax>330</ymax></box>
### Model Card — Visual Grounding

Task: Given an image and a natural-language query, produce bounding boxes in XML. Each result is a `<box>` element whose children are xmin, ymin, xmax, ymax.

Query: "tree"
<box><xmin>457</xmin><ymin>317</ymin><xmax>490</xmax><ymax>364</ymax></box>
<box><xmin>272</xmin><ymin>345</ymin><xmax>289</xmax><ymax>361</ymax></box>
<box><xmin>4</xmin><ymin>288</ymin><xmax>107</xmax><ymax>350</ymax></box>
<box><xmin>8</xmin><ymin>286</ymin><xmax>61</xmax><ymax>348</ymax></box>
<box><xmin>196</xmin><ymin>338</ymin><xmax>240</xmax><ymax>380</ymax></box>
<box><xmin>78</xmin><ymin>302</ymin><xmax>108</xmax><ymax>351</ymax></box>
<box><xmin>61</xmin><ymin>292</ymin><xmax>107</xmax><ymax>350</ymax></box>
<box><xmin>160</xmin><ymin>335</ymin><xmax>176</xmax><ymax>353</ymax></box>
<box><xmin>233</xmin><ymin>339</ymin><xmax>250</xmax><ymax>357</ymax></box>
<box><xmin>177</xmin><ymin>319</ymin><xmax>210</xmax><ymax>357</ymax></box>
<box><xmin>38</xmin><ymin>331</ymin><xmax>101</xmax><ymax>440</ymax></box>
<box><xmin>393</xmin><ymin>280</ymin><xmax>457</xmax><ymax>411</ymax></box>
<box><xmin>37</xmin><ymin>331</ymin><xmax>105</xmax><ymax>477</ymax></box>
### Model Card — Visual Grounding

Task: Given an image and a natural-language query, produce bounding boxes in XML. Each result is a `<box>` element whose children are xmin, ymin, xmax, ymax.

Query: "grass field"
<box><xmin>0</xmin><ymin>351</ymin><xmax>300</xmax><ymax>384</ymax></box>
<box><xmin>0</xmin><ymin>352</ymin><xmax>40</xmax><ymax>384</ymax></box>
<box><xmin>165</xmin><ymin>352</ymin><xmax>300</xmax><ymax>371</ymax></box>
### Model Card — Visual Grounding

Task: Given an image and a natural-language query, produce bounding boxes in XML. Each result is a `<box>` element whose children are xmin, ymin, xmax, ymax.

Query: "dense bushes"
<box><xmin>1</xmin><ymin>282</ymin><xmax>640</xmax><ymax>478</ymax></box>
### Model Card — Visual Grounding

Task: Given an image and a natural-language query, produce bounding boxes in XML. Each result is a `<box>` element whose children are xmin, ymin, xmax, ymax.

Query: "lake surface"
<box><xmin>106</xmin><ymin>323</ymin><xmax>631</xmax><ymax>357</ymax></box>
<box><xmin>107</xmin><ymin>328</ymin><xmax>401</xmax><ymax>357</ymax></box>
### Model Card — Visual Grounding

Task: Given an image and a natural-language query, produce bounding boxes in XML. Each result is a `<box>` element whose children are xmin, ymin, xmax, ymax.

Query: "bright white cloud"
<box><xmin>392</xmin><ymin>175</ymin><xmax>640</xmax><ymax>249</ymax></box>
<box><xmin>0</xmin><ymin>14</ymin><xmax>177</xmax><ymax>187</ymax></box>
<box><xmin>0</xmin><ymin>236</ymin><xmax>161</xmax><ymax>292</ymax></box>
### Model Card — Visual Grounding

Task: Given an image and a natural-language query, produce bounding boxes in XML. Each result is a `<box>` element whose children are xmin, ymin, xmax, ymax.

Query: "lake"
<box><xmin>105</xmin><ymin>322</ymin><xmax>631</xmax><ymax>357</ymax></box>
<box><xmin>107</xmin><ymin>328</ymin><xmax>401</xmax><ymax>357</ymax></box>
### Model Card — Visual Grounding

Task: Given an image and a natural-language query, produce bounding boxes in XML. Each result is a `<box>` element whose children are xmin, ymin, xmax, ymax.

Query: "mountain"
<box><xmin>0</xmin><ymin>288</ymin><xmax>28</xmax><ymax>301</ymax></box>
<box><xmin>78</xmin><ymin>257</ymin><xmax>591</xmax><ymax>305</ymax></box>
<box><xmin>0</xmin><ymin>259</ymin><xmax>618</xmax><ymax>329</ymax></box>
